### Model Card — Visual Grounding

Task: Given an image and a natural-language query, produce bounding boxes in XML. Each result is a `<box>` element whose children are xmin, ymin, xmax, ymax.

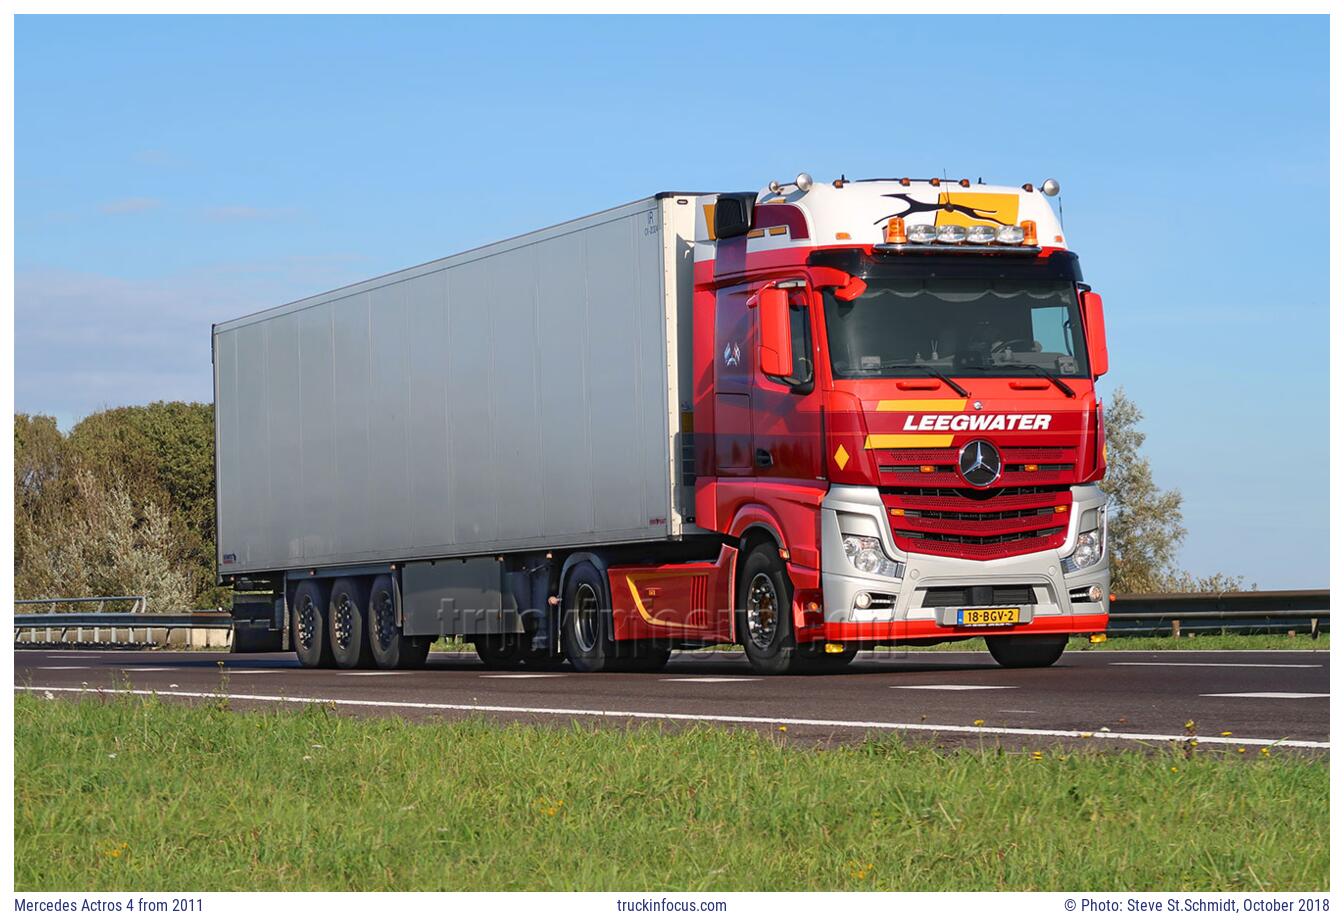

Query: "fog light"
<box><xmin>965</xmin><ymin>225</ymin><xmax>997</xmax><ymax>244</ymax></box>
<box><xmin>936</xmin><ymin>225</ymin><xmax>967</xmax><ymax>244</ymax></box>
<box><xmin>907</xmin><ymin>224</ymin><xmax>937</xmax><ymax>244</ymax></box>
<box><xmin>1088</xmin><ymin>584</ymin><xmax>1104</xmax><ymax>603</ymax></box>
<box><xmin>854</xmin><ymin>591</ymin><xmax>872</xmax><ymax>609</ymax></box>
<box><xmin>996</xmin><ymin>225</ymin><xmax>1025</xmax><ymax>244</ymax></box>
<box><xmin>824</xmin><ymin>643</ymin><xmax>846</xmax><ymax>654</ymax></box>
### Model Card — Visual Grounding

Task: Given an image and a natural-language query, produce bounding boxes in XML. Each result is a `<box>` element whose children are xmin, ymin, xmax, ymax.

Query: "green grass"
<box><xmin>14</xmin><ymin>694</ymin><xmax>1328</xmax><ymax>892</ymax></box>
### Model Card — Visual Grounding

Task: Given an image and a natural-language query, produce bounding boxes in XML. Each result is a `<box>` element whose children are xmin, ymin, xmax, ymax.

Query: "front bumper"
<box><xmin>819</xmin><ymin>484</ymin><xmax>1109</xmax><ymax>644</ymax></box>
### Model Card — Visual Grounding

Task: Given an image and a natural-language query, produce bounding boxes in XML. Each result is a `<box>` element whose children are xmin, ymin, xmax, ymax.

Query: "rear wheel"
<box><xmin>366</xmin><ymin>575</ymin><xmax>430</xmax><ymax>670</ymax></box>
<box><xmin>473</xmin><ymin>633</ymin><xmax>524</xmax><ymax>668</ymax></box>
<box><xmin>292</xmin><ymin>580</ymin><xmax>334</xmax><ymax>669</ymax></box>
<box><xmin>328</xmin><ymin>578</ymin><xmax>374</xmax><ymax>669</ymax></box>
<box><xmin>561</xmin><ymin>562</ymin><xmax>616</xmax><ymax>672</ymax></box>
<box><xmin>737</xmin><ymin>543</ymin><xmax>802</xmax><ymax>675</ymax></box>
<box><xmin>986</xmin><ymin>635</ymin><xmax>1068</xmax><ymax>668</ymax></box>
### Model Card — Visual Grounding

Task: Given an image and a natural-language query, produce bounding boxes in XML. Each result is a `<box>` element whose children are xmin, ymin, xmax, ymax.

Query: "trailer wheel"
<box><xmin>986</xmin><ymin>635</ymin><xmax>1068</xmax><ymax>669</ymax></box>
<box><xmin>292</xmin><ymin>579</ymin><xmax>335</xmax><ymax>669</ymax></box>
<box><xmin>561</xmin><ymin>562</ymin><xmax>616</xmax><ymax>672</ymax></box>
<box><xmin>737</xmin><ymin>543</ymin><xmax>802</xmax><ymax>675</ymax></box>
<box><xmin>473</xmin><ymin>634</ymin><xmax>524</xmax><ymax>669</ymax></box>
<box><xmin>367</xmin><ymin>575</ymin><xmax>430</xmax><ymax>670</ymax></box>
<box><xmin>328</xmin><ymin>578</ymin><xmax>374</xmax><ymax>669</ymax></box>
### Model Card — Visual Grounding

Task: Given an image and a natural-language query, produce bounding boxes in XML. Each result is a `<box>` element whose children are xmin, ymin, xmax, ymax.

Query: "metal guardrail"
<box><xmin>13</xmin><ymin>601</ymin><xmax>231</xmax><ymax>646</ymax></box>
<box><xmin>1108</xmin><ymin>589</ymin><xmax>1328</xmax><ymax>638</ymax></box>
<box><xmin>16</xmin><ymin>595</ymin><xmax>147</xmax><ymax>614</ymax></box>
<box><xmin>12</xmin><ymin>589</ymin><xmax>1330</xmax><ymax>646</ymax></box>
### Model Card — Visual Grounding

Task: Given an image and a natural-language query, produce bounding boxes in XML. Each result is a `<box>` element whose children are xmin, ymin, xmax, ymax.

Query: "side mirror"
<box><xmin>757</xmin><ymin>287</ymin><xmax>794</xmax><ymax>379</ymax></box>
<box><xmin>1082</xmin><ymin>291</ymin><xmax>1108</xmax><ymax>378</ymax></box>
<box><xmin>713</xmin><ymin>192</ymin><xmax>756</xmax><ymax>239</ymax></box>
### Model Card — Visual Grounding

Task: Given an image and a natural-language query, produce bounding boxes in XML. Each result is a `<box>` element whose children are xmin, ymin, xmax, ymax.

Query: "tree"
<box><xmin>1103</xmin><ymin>389</ymin><xmax>1250</xmax><ymax>593</ymax></box>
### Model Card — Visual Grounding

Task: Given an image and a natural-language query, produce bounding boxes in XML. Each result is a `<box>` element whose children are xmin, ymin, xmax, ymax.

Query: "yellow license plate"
<box><xmin>956</xmin><ymin>607</ymin><xmax>1021</xmax><ymax>627</ymax></box>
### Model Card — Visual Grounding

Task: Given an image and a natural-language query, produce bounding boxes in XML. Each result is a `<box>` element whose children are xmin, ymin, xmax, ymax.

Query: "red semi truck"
<box><xmin>215</xmin><ymin>173</ymin><xmax>1110</xmax><ymax>675</ymax></box>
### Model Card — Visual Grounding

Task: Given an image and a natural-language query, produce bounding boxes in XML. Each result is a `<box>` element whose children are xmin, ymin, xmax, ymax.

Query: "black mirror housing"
<box><xmin>713</xmin><ymin>192</ymin><xmax>757</xmax><ymax>239</ymax></box>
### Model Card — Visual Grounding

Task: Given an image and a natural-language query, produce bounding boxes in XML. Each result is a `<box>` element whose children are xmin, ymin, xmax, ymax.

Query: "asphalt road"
<box><xmin>14</xmin><ymin>646</ymin><xmax>1329</xmax><ymax>752</ymax></box>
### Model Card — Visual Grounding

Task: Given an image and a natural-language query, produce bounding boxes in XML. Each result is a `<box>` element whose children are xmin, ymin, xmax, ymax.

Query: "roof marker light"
<box><xmin>929</xmin><ymin>177</ymin><xmax>941</xmax><ymax>187</ymax></box>
<box><xmin>958</xmin><ymin>178</ymin><xmax>970</xmax><ymax>188</ymax></box>
<box><xmin>834</xmin><ymin>231</ymin><xmax>851</xmax><ymax>240</ymax></box>
<box><xmin>907</xmin><ymin>224</ymin><xmax>937</xmax><ymax>244</ymax></box>
<box><xmin>899</xmin><ymin>177</ymin><xmax>911</xmax><ymax>187</ymax></box>
<box><xmin>1022</xmin><ymin>182</ymin><xmax>1035</xmax><ymax>192</ymax></box>
<box><xmin>1021</xmin><ymin>220</ymin><xmax>1038</xmax><ymax>247</ymax></box>
<box><xmin>885</xmin><ymin>216</ymin><xmax>907</xmax><ymax>244</ymax></box>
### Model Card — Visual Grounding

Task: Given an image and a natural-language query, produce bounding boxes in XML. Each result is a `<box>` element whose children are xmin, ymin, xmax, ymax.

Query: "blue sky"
<box><xmin>15</xmin><ymin>15</ymin><xmax>1329</xmax><ymax>587</ymax></box>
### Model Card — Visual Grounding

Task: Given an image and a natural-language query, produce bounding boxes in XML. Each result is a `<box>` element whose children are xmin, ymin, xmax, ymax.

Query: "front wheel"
<box><xmin>986</xmin><ymin>635</ymin><xmax>1068</xmax><ymax>668</ymax></box>
<box><xmin>737</xmin><ymin>543</ymin><xmax>802</xmax><ymax>675</ymax></box>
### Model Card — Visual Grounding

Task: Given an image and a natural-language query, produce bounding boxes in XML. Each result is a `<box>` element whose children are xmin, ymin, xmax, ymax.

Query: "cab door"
<box><xmin>751</xmin><ymin>281</ymin><xmax>825</xmax><ymax>503</ymax></box>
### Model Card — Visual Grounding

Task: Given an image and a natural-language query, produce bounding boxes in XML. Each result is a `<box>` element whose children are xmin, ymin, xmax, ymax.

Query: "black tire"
<box><xmin>292</xmin><ymin>579</ymin><xmax>334</xmax><ymax>669</ymax></box>
<box><xmin>473</xmin><ymin>633</ymin><xmax>524</xmax><ymax>668</ymax></box>
<box><xmin>328</xmin><ymin>578</ymin><xmax>374</xmax><ymax>669</ymax></box>
<box><xmin>366</xmin><ymin>574</ymin><xmax>430</xmax><ymax>670</ymax></box>
<box><xmin>561</xmin><ymin>562</ymin><xmax>616</xmax><ymax>672</ymax></box>
<box><xmin>737</xmin><ymin>543</ymin><xmax>802</xmax><ymax>675</ymax></box>
<box><xmin>986</xmin><ymin>635</ymin><xmax>1069</xmax><ymax>669</ymax></box>
<box><xmin>794</xmin><ymin>642</ymin><xmax>858</xmax><ymax>674</ymax></box>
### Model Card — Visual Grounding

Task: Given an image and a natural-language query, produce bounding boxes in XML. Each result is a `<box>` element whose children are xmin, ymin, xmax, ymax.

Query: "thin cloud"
<box><xmin>204</xmin><ymin>204</ymin><xmax>300</xmax><ymax>222</ymax></box>
<box><xmin>99</xmin><ymin>197</ymin><xmax>160</xmax><ymax>215</ymax></box>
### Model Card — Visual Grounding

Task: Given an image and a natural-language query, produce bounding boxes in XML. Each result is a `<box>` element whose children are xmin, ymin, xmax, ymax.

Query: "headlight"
<box><xmin>841</xmin><ymin>534</ymin><xmax>904</xmax><ymax>579</ymax></box>
<box><xmin>1063</xmin><ymin>509</ymin><xmax>1106</xmax><ymax>573</ymax></box>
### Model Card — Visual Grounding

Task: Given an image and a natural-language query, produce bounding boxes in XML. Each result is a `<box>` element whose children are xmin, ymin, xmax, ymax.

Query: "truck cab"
<box><xmin>687</xmin><ymin>175</ymin><xmax>1110</xmax><ymax>672</ymax></box>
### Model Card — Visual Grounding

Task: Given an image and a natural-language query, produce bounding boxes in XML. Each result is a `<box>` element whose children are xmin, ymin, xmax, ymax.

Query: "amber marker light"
<box><xmin>1022</xmin><ymin>220</ymin><xmax>1038</xmax><ymax>246</ymax></box>
<box><xmin>885</xmin><ymin>216</ymin><xmax>907</xmax><ymax>244</ymax></box>
<box><xmin>919</xmin><ymin>464</ymin><xmax>936</xmax><ymax>473</ymax></box>
<box><xmin>1024</xmin><ymin>463</ymin><xmax>1039</xmax><ymax>472</ymax></box>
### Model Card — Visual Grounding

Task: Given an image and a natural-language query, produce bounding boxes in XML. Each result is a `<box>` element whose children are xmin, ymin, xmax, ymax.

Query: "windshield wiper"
<box><xmin>876</xmin><ymin>363</ymin><xmax>970</xmax><ymax>397</ymax></box>
<box><xmin>964</xmin><ymin>363</ymin><xmax>1075</xmax><ymax>398</ymax></box>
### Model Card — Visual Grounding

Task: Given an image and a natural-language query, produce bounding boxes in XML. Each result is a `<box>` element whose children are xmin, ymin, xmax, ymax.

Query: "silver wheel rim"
<box><xmin>297</xmin><ymin>594</ymin><xmax>317</xmax><ymax>650</ymax></box>
<box><xmin>371</xmin><ymin>588</ymin><xmax>396</xmax><ymax>651</ymax></box>
<box><xmin>573</xmin><ymin>584</ymin><xmax>601</xmax><ymax>653</ymax></box>
<box><xmin>745</xmin><ymin>573</ymin><xmax>780</xmax><ymax>649</ymax></box>
<box><xmin>333</xmin><ymin>592</ymin><xmax>354</xmax><ymax>650</ymax></box>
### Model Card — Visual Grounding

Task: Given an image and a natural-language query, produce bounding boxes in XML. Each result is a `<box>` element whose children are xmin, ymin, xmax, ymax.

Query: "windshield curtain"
<box><xmin>822</xmin><ymin>265</ymin><xmax>1090</xmax><ymax>380</ymax></box>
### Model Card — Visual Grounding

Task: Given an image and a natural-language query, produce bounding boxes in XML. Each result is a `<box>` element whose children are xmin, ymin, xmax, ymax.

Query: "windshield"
<box><xmin>822</xmin><ymin>266</ymin><xmax>1089</xmax><ymax>380</ymax></box>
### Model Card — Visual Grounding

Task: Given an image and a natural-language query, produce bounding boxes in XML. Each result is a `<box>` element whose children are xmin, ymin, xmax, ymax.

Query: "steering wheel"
<box><xmin>991</xmin><ymin>338</ymin><xmax>1038</xmax><ymax>357</ymax></box>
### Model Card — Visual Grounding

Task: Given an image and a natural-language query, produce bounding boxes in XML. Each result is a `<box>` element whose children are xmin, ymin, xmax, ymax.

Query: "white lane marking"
<box><xmin>1112</xmin><ymin>662</ymin><xmax>1321</xmax><ymax>669</ymax></box>
<box><xmin>45</xmin><ymin>655</ymin><xmax>97</xmax><ymax>659</ymax></box>
<box><xmin>35</xmin><ymin>666</ymin><xmax>89</xmax><ymax>670</ymax></box>
<box><xmin>347</xmin><ymin>671</ymin><xmax>411</xmax><ymax>676</ymax></box>
<box><xmin>1201</xmin><ymin>692</ymin><xmax>1329</xmax><ymax>699</ymax></box>
<box><xmin>481</xmin><ymin>673</ymin><xmax>567</xmax><ymax>679</ymax></box>
<box><xmin>20</xmin><ymin>684</ymin><xmax>1327</xmax><ymax>749</ymax></box>
<box><xmin>119</xmin><ymin>667</ymin><xmax>176</xmax><ymax>672</ymax></box>
<box><xmin>660</xmin><ymin>677</ymin><xmax>762</xmax><ymax>683</ymax></box>
<box><xmin>1000</xmin><ymin>709</ymin><xmax>1038</xmax><ymax>714</ymax></box>
<box><xmin>225</xmin><ymin>669</ymin><xmax>285</xmax><ymax>674</ymax></box>
<box><xmin>893</xmin><ymin>684</ymin><xmax>1016</xmax><ymax>691</ymax></box>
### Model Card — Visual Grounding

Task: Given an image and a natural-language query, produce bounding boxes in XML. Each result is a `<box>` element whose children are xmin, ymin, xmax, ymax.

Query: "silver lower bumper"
<box><xmin>820</xmin><ymin>483</ymin><xmax>1110</xmax><ymax>627</ymax></box>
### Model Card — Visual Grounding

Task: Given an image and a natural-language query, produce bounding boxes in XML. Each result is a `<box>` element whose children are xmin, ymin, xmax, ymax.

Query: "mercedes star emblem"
<box><xmin>958</xmin><ymin>439</ymin><xmax>1002</xmax><ymax>488</ymax></box>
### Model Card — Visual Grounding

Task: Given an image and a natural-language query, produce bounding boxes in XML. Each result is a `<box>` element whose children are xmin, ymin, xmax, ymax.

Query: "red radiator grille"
<box><xmin>882</xmin><ymin>484</ymin><xmax>1071</xmax><ymax>561</ymax></box>
<box><xmin>877</xmin><ymin>446</ymin><xmax>1079</xmax><ymax>490</ymax></box>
